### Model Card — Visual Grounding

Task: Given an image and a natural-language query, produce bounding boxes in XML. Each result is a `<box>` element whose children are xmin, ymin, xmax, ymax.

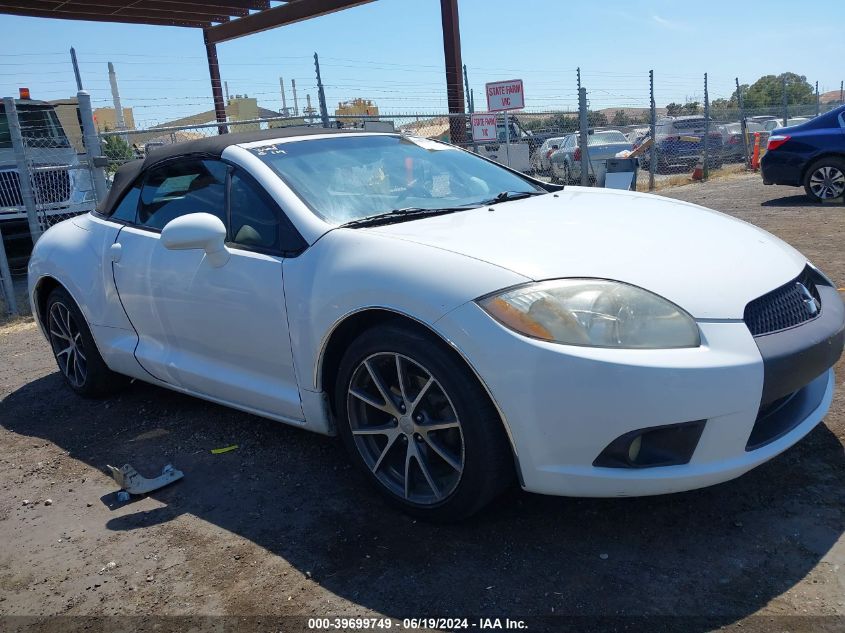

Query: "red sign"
<box><xmin>485</xmin><ymin>79</ymin><xmax>525</xmax><ymax>112</ymax></box>
<box><xmin>471</xmin><ymin>113</ymin><xmax>498</xmax><ymax>142</ymax></box>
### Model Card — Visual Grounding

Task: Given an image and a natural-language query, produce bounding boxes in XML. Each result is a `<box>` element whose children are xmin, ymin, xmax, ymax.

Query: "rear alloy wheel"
<box><xmin>335</xmin><ymin>324</ymin><xmax>513</xmax><ymax>521</ymax></box>
<box><xmin>45</xmin><ymin>287</ymin><xmax>128</xmax><ymax>397</ymax></box>
<box><xmin>804</xmin><ymin>158</ymin><xmax>845</xmax><ymax>202</ymax></box>
<box><xmin>48</xmin><ymin>300</ymin><xmax>87</xmax><ymax>389</ymax></box>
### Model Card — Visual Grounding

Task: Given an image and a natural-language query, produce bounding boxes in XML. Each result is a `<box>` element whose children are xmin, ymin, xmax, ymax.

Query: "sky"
<box><xmin>0</xmin><ymin>0</ymin><xmax>842</xmax><ymax>127</ymax></box>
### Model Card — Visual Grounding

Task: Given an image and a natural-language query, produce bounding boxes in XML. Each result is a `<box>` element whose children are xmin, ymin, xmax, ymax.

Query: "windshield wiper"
<box><xmin>482</xmin><ymin>190</ymin><xmax>546</xmax><ymax>205</ymax></box>
<box><xmin>339</xmin><ymin>205</ymin><xmax>477</xmax><ymax>228</ymax></box>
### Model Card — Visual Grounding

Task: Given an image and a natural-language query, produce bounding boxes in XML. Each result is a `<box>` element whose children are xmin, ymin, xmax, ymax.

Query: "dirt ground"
<box><xmin>1</xmin><ymin>174</ymin><xmax>843</xmax><ymax>633</ymax></box>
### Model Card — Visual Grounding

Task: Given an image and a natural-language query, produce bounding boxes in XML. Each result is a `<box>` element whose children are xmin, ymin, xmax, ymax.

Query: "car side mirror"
<box><xmin>161</xmin><ymin>212</ymin><xmax>229</xmax><ymax>268</ymax></box>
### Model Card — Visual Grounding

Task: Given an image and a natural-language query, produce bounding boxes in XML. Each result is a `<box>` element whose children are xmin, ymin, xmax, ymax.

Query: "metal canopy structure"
<box><xmin>0</xmin><ymin>0</ymin><xmax>466</xmax><ymax>139</ymax></box>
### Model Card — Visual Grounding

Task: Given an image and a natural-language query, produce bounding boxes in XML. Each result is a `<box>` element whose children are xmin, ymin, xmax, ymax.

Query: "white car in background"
<box><xmin>28</xmin><ymin>129</ymin><xmax>844</xmax><ymax>520</ymax></box>
<box><xmin>531</xmin><ymin>135</ymin><xmax>570</xmax><ymax>174</ymax></box>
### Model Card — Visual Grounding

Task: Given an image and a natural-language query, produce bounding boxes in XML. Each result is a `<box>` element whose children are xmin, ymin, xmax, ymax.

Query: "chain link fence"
<box><xmin>0</xmin><ymin>93</ymin><xmax>100</xmax><ymax>318</ymax></box>
<box><xmin>97</xmin><ymin>70</ymin><xmax>843</xmax><ymax>196</ymax></box>
<box><xmin>3</xmin><ymin>67</ymin><xmax>842</xmax><ymax>318</ymax></box>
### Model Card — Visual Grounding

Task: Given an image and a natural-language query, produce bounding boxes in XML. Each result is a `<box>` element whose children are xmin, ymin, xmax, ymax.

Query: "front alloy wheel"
<box><xmin>335</xmin><ymin>324</ymin><xmax>514</xmax><ymax>521</ymax></box>
<box><xmin>347</xmin><ymin>352</ymin><xmax>464</xmax><ymax>505</ymax></box>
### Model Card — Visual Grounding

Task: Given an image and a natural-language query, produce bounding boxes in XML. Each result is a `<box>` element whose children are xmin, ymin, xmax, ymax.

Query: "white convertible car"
<box><xmin>28</xmin><ymin>129</ymin><xmax>844</xmax><ymax>520</ymax></box>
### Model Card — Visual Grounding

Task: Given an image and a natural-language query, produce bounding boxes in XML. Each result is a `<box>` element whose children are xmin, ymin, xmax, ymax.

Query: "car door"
<box><xmin>111</xmin><ymin>158</ymin><xmax>305</xmax><ymax>422</ymax></box>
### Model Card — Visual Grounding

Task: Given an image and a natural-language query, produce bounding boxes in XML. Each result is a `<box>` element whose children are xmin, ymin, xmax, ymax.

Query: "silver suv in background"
<box><xmin>0</xmin><ymin>97</ymin><xmax>94</xmax><ymax>266</ymax></box>
<box><xmin>549</xmin><ymin>130</ymin><xmax>631</xmax><ymax>184</ymax></box>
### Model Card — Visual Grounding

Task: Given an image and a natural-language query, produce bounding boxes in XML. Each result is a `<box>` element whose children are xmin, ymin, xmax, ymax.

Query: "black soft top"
<box><xmin>98</xmin><ymin>126</ymin><xmax>360</xmax><ymax>216</ymax></box>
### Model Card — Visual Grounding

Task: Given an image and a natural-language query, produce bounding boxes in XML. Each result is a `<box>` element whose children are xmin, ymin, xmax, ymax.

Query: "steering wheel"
<box><xmin>394</xmin><ymin>178</ymin><xmax>427</xmax><ymax>204</ymax></box>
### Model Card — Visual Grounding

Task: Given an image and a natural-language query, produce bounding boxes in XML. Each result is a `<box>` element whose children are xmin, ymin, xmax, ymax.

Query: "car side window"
<box><xmin>228</xmin><ymin>169</ymin><xmax>305</xmax><ymax>254</ymax></box>
<box><xmin>110</xmin><ymin>183</ymin><xmax>141</xmax><ymax>222</ymax></box>
<box><xmin>138</xmin><ymin>159</ymin><xmax>227</xmax><ymax>230</ymax></box>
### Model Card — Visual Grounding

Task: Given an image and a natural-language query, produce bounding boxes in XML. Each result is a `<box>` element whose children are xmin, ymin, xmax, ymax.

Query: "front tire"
<box><xmin>334</xmin><ymin>324</ymin><xmax>513</xmax><ymax>521</ymax></box>
<box><xmin>804</xmin><ymin>157</ymin><xmax>845</xmax><ymax>202</ymax></box>
<box><xmin>45</xmin><ymin>287</ymin><xmax>128</xmax><ymax>397</ymax></box>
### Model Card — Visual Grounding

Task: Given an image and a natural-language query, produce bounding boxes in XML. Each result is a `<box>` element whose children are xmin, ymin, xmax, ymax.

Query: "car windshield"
<box><xmin>0</xmin><ymin>105</ymin><xmax>70</xmax><ymax>149</ymax></box>
<box><xmin>586</xmin><ymin>131</ymin><xmax>628</xmax><ymax>145</ymax></box>
<box><xmin>251</xmin><ymin>134</ymin><xmax>545</xmax><ymax>224</ymax></box>
<box><xmin>672</xmin><ymin>119</ymin><xmax>710</xmax><ymax>131</ymax></box>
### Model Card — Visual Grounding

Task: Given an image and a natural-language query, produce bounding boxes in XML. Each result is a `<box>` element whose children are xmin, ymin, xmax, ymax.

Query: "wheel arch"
<box><xmin>32</xmin><ymin>275</ymin><xmax>64</xmax><ymax>332</ymax></box>
<box><xmin>800</xmin><ymin>152</ymin><xmax>845</xmax><ymax>184</ymax></box>
<box><xmin>317</xmin><ymin>307</ymin><xmax>524</xmax><ymax>485</ymax></box>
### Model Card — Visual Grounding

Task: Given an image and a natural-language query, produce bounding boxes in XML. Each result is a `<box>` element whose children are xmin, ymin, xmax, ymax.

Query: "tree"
<box><xmin>612</xmin><ymin>110</ymin><xmax>629</xmax><ymax>126</ymax></box>
<box><xmin>666</xmin><ymin>102</ymin><xmax>684</xmax><ymax>116</ymax></box>
<box><xmin>682</xmin><ymin>102</ymin><xmax>701</xmax><ymax>115</ymax></box>
<box><xmin>743</xmin><ymin>72</ymin><xmax>814</xmax><ymax>109</ymax></box>
<box><xmin>102</xmin><ymin>131</ymin><xmax>134</xmax><ymax>173</ymax></box>
<box><xmin>587</xmin><ymin>110</ymin><xmax>608</xmax><ymax>127</ymax></box>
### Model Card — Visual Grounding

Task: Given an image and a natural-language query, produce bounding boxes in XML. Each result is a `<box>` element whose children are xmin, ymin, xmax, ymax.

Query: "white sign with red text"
<box><xmin>485</xmin><ymin>79</ymin><xmax>525</xmax><ymax>112</ymax></box>
<box><xmin>471</xmin><ymin>112</ymin><xmax>498</xmax><ymax>142</ymax></box>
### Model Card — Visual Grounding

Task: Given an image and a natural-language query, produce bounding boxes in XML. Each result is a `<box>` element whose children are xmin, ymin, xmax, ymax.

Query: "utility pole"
<box><xmin>578</xmin><ymin>87</ymin><xmax>589</xmax><ymax>187</ymax></box>
<box><xmin>70</xmin><ymin>47</ymin><xmax>83</xmax><ymax>91</ymax></box>
<box><xmin>737</xmin><ymin>77</ymin><xmax>749</xmax><ymax>167</ymax></box>
<box><xmin>292</xmin><ymin>79</ymin><xmax>299</xmax><ymax>117</ymax></box>
<box><xmin>470</xmin><ymin>88</ymin><xmax>474</xmax><ymax>113</ymax></box>
<box><xmin>841</xmin><ymin>80</ymin><xmax>844</xmax><ymax>106</ymax></box>
<box><xmin>463</xmin><ymin>63</ymin><xmax>477</xmax><ymax>153</ymax></box>
<box><xmin>463</xmin><ymin>64</ymin><xmax>472</xmax><ymax>113</ymax></box>
<box><xmin>577</xmin><ymin>67</ymin><xmax>581</xmax><ymax>93</ymax></box>
<box><xmin>107</xmin><ymin>62</ymin><xmax>126</xmax><ymax>131</ymax></box>
<box><xmin>782</xmin><ymin>76</ymin><xmax>788</xmax><ymax>127</ymax></box>
<box><xmin>815</xmin><ymin>81</ymin><xmax>820</xmax><ymax>117</ymax></box>
<box><xmin>314</xmin><ymin>52</ymin><xmax>330</xmax><ymax>128</ymax></box>
<box><xmin>703</xmin><ymin>73</ymin><xmax>710</xmax><ymax>180</ymax></box>
<box><xmin>224</xmin><ymin>81</ymin><xmax>230</xmax><ymax>103</ymax></box>
<box><xmin>279</xmin><ymin>77</ymin><xmax>288</xmax><ymax>116</ymax></box>
<box><xmin>649</xmin><ymin>70</ymin><xmax>656</xmax><ymax>191</ymax></box>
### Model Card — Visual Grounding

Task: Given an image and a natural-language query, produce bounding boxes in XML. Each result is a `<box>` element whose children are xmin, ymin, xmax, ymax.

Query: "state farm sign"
<box><xmin>485</xmin><ymin>79</ymin><xmax>524</xmax><ymax>112</ymax></box>
<box><xmin>471</xmin><ymin>113</ymin><xmax>498</xmax><ymax>142</ymax></box>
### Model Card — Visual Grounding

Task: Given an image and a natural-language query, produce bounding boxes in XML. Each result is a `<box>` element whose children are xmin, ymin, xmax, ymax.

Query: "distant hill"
<box><xmin>820</xmin><ymin>89</ymin><xmax>844</xmax><ymax>104</ymax></box>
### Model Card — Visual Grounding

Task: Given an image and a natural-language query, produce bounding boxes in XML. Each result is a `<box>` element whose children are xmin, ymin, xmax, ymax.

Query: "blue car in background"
<box><xmin>761</xmin><ymin>105</ymin><xmax>845</xmax><ymax>202</ymax></box>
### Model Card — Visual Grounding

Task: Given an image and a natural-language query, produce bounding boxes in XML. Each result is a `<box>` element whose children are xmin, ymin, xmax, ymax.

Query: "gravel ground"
<box><xmin>0</xmin><ymin>174</ymin><xmax>843</xmax><ymax>633</ymax></box>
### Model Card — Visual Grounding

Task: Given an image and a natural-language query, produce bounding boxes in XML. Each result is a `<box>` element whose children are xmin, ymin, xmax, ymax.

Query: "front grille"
<box><xmin>744</xmin><ymin>268</ymin><xmax>821</xmax><ymax>336</ymax></box>
<box><xmin>0</xmin><ymin>167</ymin><xmax>71</xmax><ymax>208</ymax></box>
<box><xmin>32</xmin><ymin>167</ymin><xmax>71</xmax><ymax>204</ymax></box>
<box><xmin>0</xmin><ymin>170</ymin><xmax>22</xmax><ymax>208</ymax></box>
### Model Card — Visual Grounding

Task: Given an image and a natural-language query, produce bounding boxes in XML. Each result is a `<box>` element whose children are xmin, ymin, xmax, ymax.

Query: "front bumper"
<box><xmin>435</xmin><ymin>295</ymin><xmax>842</xmax><ymax>497</ymax></box>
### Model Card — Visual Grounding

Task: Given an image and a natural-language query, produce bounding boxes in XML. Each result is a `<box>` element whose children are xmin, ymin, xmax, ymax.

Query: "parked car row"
<box><xmin>634</xmin><ymin>116</ymin><xmax>724</xmax><ymax>173</ymax></box>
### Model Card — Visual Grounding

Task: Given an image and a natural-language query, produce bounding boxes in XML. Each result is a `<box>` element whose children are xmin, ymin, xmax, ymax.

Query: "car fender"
<box><xmin>282</xmin><ymin>227</ymin><xmax>530</xmax><ymax>395</ymax></box>
<box><xmin>800</xmin><ymin>150</ymin><xmax>845</xmax><ymax>182</ymax></box>
<box><xmin>28</xmin><ymin>214</ymin><xmax>132</xmax><ymax>333</ymax></box>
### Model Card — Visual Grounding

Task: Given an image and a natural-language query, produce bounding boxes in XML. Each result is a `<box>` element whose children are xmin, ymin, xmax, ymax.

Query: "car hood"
<box><xmin>367</xmin><ymin>187</ymin><xmax>807</xmax><ymax>319</ymax></box>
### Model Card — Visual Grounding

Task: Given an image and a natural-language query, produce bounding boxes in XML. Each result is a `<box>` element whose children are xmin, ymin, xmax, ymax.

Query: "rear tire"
<box><xmin>45</xmin><ymin>287</ymin><xmax>129</xmax><ymax>397</ymax></box>
<box><xmin>334</xmin><ymin>323</ymin><xmax>514</xmax><ymax>521</ymax></box>
<box><xmin>803</xmin><ymin>157</ymin><xmax>845</xmax><ymax>202</ymax></box>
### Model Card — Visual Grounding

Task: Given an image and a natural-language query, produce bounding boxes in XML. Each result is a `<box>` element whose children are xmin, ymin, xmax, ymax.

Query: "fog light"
<box><xmin>593</xmin><ymin>420</ymin><xmax>706</xmax><ymax>469</ymax></box>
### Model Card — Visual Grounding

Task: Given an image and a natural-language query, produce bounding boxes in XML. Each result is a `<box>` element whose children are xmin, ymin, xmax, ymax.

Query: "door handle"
<box><xmin>110</xmin><ymin>242</ymin><xmax>122</xmax><ymax>263</ymax></box>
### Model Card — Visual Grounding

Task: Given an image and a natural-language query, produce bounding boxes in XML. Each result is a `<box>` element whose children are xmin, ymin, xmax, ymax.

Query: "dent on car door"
<box><xmin>111</xmin><ymin>158</ymin><xmax>305</xmax><ymax>422</ymax></box>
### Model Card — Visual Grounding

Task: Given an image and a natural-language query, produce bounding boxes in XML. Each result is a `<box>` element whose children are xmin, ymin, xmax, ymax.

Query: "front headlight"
<box><xmin>478</xmin><ymin>279</ymin><xmax>700</xmax><ymax>349</ymax></box>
